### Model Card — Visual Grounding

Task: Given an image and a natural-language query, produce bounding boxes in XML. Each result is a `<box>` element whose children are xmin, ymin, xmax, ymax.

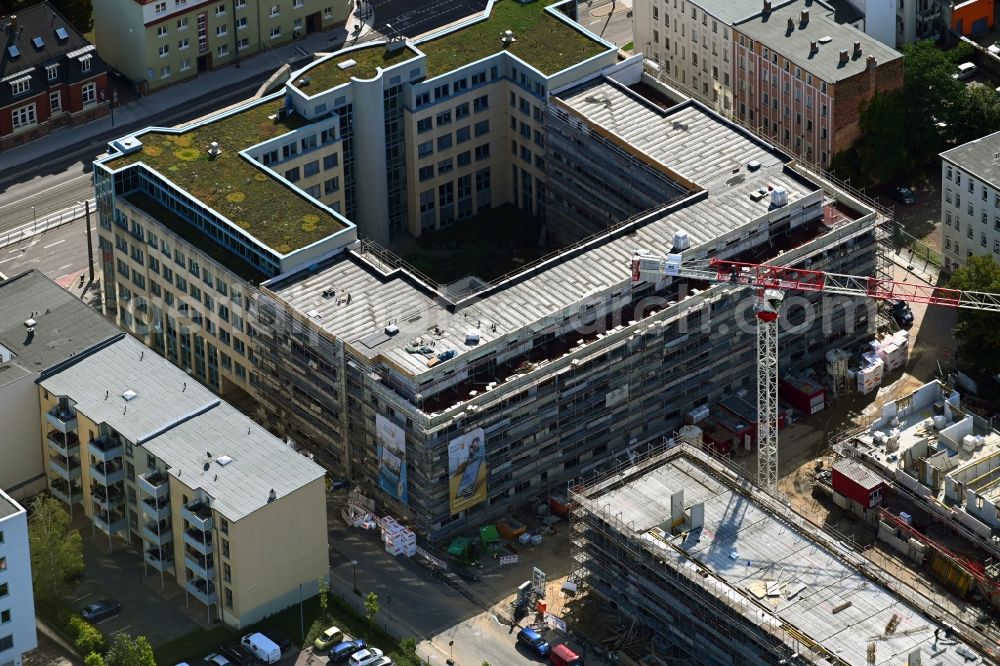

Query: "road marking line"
<box><xmin>71</xmin><ymin>593</ymin><xmax>92</xmax><ymax>603</ymax></box>
<box><xmin>58</xmin><ymin>263</ymin><xmax>73</xmax><ymax>270</ymax></box>
<box><xmin>43</xmin><ymin>239</ymin><xmax>66</xmax><ymax>248</ymax></box>
<box><xmin>0</xmin><ymin>257</ymin><xmax>12</xmax><ymax>264</ymax></box>
<box><xmin>109</xmin><ymin>624</ymin><xmax>132</xmax><ymax>634</ymax></box>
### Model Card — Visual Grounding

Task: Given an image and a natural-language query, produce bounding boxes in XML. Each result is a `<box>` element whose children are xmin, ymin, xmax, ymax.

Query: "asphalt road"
<box><xmin>372</xmin><ymin>0</ymin><xmax>486</xmax><ymax>39</ymax></box>
<box><xmin>0</xmin><ymin>214</ymin><xmax>94</xmax><ymax>284</ymax></box>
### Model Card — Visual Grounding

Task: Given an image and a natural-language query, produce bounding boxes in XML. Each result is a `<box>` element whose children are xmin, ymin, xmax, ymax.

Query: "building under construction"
<box><xmin>569</xmin><ymin>443</ymin><xmax>991</xmax><ymax>665</ymax></box>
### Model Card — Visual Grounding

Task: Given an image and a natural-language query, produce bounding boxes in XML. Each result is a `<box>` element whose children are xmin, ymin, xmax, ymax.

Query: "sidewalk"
<box><xmin>1</xmin><ymin>1</ymin><xmax>377</xmax><ymax>174</ymax></box>
<box><xmin>890</xmin><ymin>248</ymin><xmax>941</xmax><ymax>286</ymax></box>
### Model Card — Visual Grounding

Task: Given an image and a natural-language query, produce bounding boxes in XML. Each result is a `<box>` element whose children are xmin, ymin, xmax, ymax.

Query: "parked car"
<box><xmin>203</xmin><ymin>654</ymin><xmax>232</xmax><ymax>666</ymax></box>
<box><xmin>369</xmin><ymin>658</ymin><xmax>392</xmax><ymax>666</ymax></box>
<box><xmin>348</xmin><ymin>649</ymin><xmax>384</xmax><ymax>666</ymax></box>
<box><xmin>313</xmin><ymin>626</ymin><xmax>344</xmax><ymax>651</ymax></box>
<box><xmin>329</xmin><ymin>476</ymin><xmax>350</xmax><ymax>491</ymax></box>
<box><xmin>221</xmin><ymin>644</ymin><xmax>254</xmax><ymax>666</ymax></box>
<box><xmin>517</xmin><ymin>627</ymin><xmax>551</xmax><ymax>657</ymax></box>
<box><xmin>329</xmin><ymin>640</ymin><xmax>367</xmax><ymax>663</ymax></box>
<box><xmin>891</xmin><ymin>186</ymin><xmax>915</xmax><ymax>205</ymax></box>
<box><xmin>549</xmin><ymin>643</ymin><xmax>582</xmax><ymax>666</ymax></box>
<box><xmin>890</xmin><ymin>300</ymin><xmax>914</xmax><ymax>328</ymax></box>
<box><xmin>80</xmin><ymin>600</ymin><xmax>121</xmax><ymax>623</ymax></box>
<box><xmin>953</xmin><ymin>62</ymin><xmax>977</xmax><ymax>80</ymax></box>
<box><xmin>258</xmin><ymin>626</ymin><xmax>292</xmax><ymax>653</ymax></box>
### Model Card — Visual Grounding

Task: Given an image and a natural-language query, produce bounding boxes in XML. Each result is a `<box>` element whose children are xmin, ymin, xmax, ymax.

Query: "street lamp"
<box><xmin>351</xmin><ymin>559</ymin><xmax>359</xmax><ymax>595</ymax></box>
<box><xmin>446</xmin><ymin>640</ymin><xmax>454</xmax><ymax>666</ymax></box>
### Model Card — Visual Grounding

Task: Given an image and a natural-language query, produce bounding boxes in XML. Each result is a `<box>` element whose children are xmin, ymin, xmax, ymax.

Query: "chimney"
<box><xmin>810</xmin><ymin>40</ymin><xmax>818</xmax><ymax>54</ymax></box>
<box><xmin>853</xmin><ymin>40</ymin><xmax>862</xmax><ymax>58</ymax></box>
<box><xmin>787</xmin><ymin>16</ymin><xmax>795</xmax><ymax>32</ymax></box>
<box><xmin>800</xmin><ymin>8</ymin><xmax>809</xmax><ymax>25</ymax></box>
<box><xmin>867</xmin><ymin>54</ymin><xmax>877</xmax><ymax>70</ymax></box>
<box><xmin>839</xmin><ymin>48</ymin><xmax>849</xmax><ymax>65</ymax></box>
<box><xmin>763</xmin><ymin>0</ymin><xmax>772</xmax><ymax>12</ymax></box>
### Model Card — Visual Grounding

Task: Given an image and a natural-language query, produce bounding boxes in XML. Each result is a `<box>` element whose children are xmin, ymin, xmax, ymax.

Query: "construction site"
<box><xmin>568</xmin><ymin>441</ymin><xmax>996</xmax><ymax>665</ymax></box>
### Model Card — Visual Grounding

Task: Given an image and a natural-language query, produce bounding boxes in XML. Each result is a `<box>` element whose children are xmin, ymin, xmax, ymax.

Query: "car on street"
<box><xmin>329</xmin><ymin>639</ymin><xmax>367</xmax><ymax>663</ymax></box>
<box><xmin>348</xmin><ymin>649</ymin><xmax>384</xmax><ymax>666</ymax></box>
<box><xmin>517</xmin><ymin>627</ymin><xmax>551</xmax><ymax>657</ymax></box>
<box><xmin>313</xmin><ymin>626</ymin><xmax>344</xmax><ymax>651</ymax></box>
<box><xmin>221</xmin><ymin>644</ymin><xmax>254</xmax><ymax>666</ymax></box>
<box><xmin>989</xmin><ymin>42</ymin><xmax>1000</xmax><ymax>56</ymax></box>
<box><xmin>891</xmin><ymin>186</ymin><xmax>915</xmax><ymax>205</ymax></box>
<box><xmin>890</xmin><ymin>300</ymin><xmax>914</xmax><ymax>328</ymax></box>
<box><xmin>258</xmin><ymin>627</ymin><xmax>292</xmax><ymax>653</ymax></box>
<box><xmin>80</xmin><ymin>600</ymin><xmax>121</xmax><ymax>623</ymax></box>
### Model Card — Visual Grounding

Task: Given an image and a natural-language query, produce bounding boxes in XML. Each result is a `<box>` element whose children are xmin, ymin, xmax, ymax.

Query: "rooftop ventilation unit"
<box><xmin>747</xmin><ymin>160</ymin><xmax>762</xmax><ymax>171</ymax></box>
<box><xmin>466</xmin><ymin>329</ymin><xmax>481</xmax><ymax>345</ymax></box>
<box><xmin>24</xmin><ymin>317</ymin><xmax>37</xmax><ymax>328</ymax></box>
<box><xmin>336</xmin><ymin>58</ymin><xmax>356</xmax><ymax>70</ymax></box>
<box><xmin>819</xmin><ymin>35</ymin><xmax>833</xmax><ymax>44</ymax></box>
<box><xmin>385</xmin><ymin>323</ymin><xmax>399</xmax><ymax>336</ymax></box>
<box><xmin>122</xmin><ymin>389</ymin><xmax>138</xmax><ymax>401</ymax></box>
<box><xmin>771</xmin><ymin>186</ymin><xmax>788</xmax><ymax>207</ymax></box>
<box><xmin>501</xmin><ymin>29</ymin><xmax>516</xmax><ymax>48</ymax></box>
<box><xmin>207</xmin><ymin>141</ymin><xmax>222</xmax><ymax>160</ymax></box>
<box><xmin>216</xmin><ymin>455</ymin><xmax>234</xmax><ymax>466</ymax></box>
<box><xmin>672</xmin><ymin>230</ymin><xmax>690</xmax><ymax>250</ymax></box>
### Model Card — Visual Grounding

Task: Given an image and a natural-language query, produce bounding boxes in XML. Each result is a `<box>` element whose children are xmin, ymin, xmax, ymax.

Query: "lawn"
<box><xmin>401</xmin><ymin>204</ymin><xmax>553</xmax><ymax>284</ymax></box>
<box><xmin>300</xmin><ymin>45</ymin><xmax>418</xmax><ymax>92</ymax></box>
<box><xmin>105</xmin><ymin>98</ymin><xmax>346</xmax><ymax>255</ymax></box>
<box><xmin>418</xmin><ymin>0</ymin><xmax>609</xmax><ymax>77</ymax></box>
<box><xmin>155</xmin><ymin>592</ymin><xmax>422</xmax><ymax>666</ymax></box>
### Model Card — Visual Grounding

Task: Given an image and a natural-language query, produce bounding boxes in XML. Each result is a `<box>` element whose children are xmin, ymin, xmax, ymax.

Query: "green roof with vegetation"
<box><xmin>300</xmin><ymin>44</ymin><xmax>418</xmax><ymax>92</ymax></box>
<box><xmin>418</xmin><ymin>0</ymin><xmax>608</xmax><ymax>77</ymax></box>
<box><xmin>104</xmin><ymin>98</ymin><xmax>347</xmax><ymax>255</ymax></box>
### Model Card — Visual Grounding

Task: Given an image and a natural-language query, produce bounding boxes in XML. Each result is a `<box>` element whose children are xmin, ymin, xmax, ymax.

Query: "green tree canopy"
<box><xmin>105</xmin><ymin>634</ymin><xmax>156</xmax><ymax>666</ymax></box>
<box><xmin>364</xmin><ymin>592</ymin><xmax>379</xmax><ymax>636</ymax></box>
<box><xmin>948</xmin><ymin>255</ymin><xmax>1000</xmax><ymax>373</ymax></box>
<box><xmin>28</xmin><ymin>495</ymin><xmax>84</xmax><ymax>612</ymax></box>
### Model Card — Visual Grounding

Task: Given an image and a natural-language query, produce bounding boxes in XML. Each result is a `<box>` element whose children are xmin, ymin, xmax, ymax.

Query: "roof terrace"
<box><xmin>103</xmin><ymin>96</ymin><xmax>347</xmax><ymax>255</ymax></box>
<box><xmin>417</xmin><ymin>0</ymin><xmax>608</xmax><ymax>77</ymax></box>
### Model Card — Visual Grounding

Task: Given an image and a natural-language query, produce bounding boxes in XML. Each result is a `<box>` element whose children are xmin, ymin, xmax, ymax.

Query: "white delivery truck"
<box><xmin>241</xmin><ymin>633</ymin><xmax>281</xmax><ymax>664</ymax></box>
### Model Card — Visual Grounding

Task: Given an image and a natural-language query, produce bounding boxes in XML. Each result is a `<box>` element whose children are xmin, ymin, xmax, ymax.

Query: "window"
<box><xmin>324</xmin><ymin>177</ymin><xmax>340</xmax><ymax>194</ymax></box>
<box><xmin>417</xmin><ymin>141</ymin><xmax>433</xmax><ymax>158</ymax></box>
<box><xmin>323</xmin><ymin>153</ymin><xmax>338</xmax><ymax>169</ymax></box>
<box><xmin>224</xmin><ymin>563</ymin><xmax>232</xmax><ymax>582</ymax></box>
<box><xmin>49</xmin><ymin>91</ymin><xmax>61</xmax><ymax>113</ymax></box>
<box><xmin>436</xmin><ymin>110</ymin><xmax>451</xmax><ymax>126</ymax></box>
<box><xmin>270</xmin><ymin>26</ymin><xmax>281</xmax><ymax>38</ymax></box>
<box><xmin>177</xmin><ymin>17</ymin><xmax>189</xmax><ymax>29</ymax></box>
<box><xmin>10</xmin><ymin>78</ymin><xmax>29</xmax><ymax>96</ymax></box>
<box><xmin>155</xmin><ymin>1</ymin><xmax>167</xmax><ymax>12</ymax></box>
<box><xmin>11</xmin><ymin>103</ymin><xmax>36</xmax><ymax>129</ymax></box>
<box><xmin>216</xmin><ymin>3</ymin><xmax>226</xmax><ymax>14</ymax></box>
<box><xmin>236</xmin><ymin>16</ymin><xmax>247</xmax><ymax>29</ymax></box>
<box><xmin>159</xmin><ymin>44</ymin><xmax>169</xmax><ymax>57</ymax></box>
<box><xmin>180</xmin><ymin>58</ymin><xmax>191</xmax><ymax>71</ymax></box>
<box><xmin>437</xmin><ymin>134</ymin><xmax>452</xmax><ymax>151</ymax></box>
<box><xmin>946</xmin><ymin>211</ymin><xmax>952</xmax><ymax>226</ymax></box>
<box><xmin>0</xmin><ymin>583</ymin><xmax>6</xmax><ymax>598</ymax></box>
<box><xmin>995</xmin><ymin>239</ymin><xmax>1000</xmax><ymax>254</ymax></box>
<box><xmin>946</xmin><ymin>189</ymin><xmax>952</xmax><ymax>204</ymax></box>
<box><xmin>160</xmin><ymin>65</ymin><xmax>171</xmax><ymax>78</ymax></box>
<box><xmin>418</xmin><ymin>165</ymin><xmax>434</xmax><ymax>182</ymax></box>
<box><xmin>983</xmin><ymin>233</ymin><xmax>988</xmax><ymax>248</ymax></box>
<box><xmin>474</xmin><ymin>119</ymin><xmax>489</xmax><ymax>136</ymax></box>
<box><xmin>179</xmin><ymin>37</ymin><xmax>190</xmax><ymax>49</ymax></box>
<box><xmin>225</xmin><ymin>588</ymin><xmax>233</xmax><ymax>608</ymax></box>
<box><xmin>438</xmin><ymin>157</ymin><xmax>453</xmax><ymax>174</ymax></box>
<box><xmin>285</xmin><ymin>167</ymin><xmax>300</xmax><ymax>182</ymax></box>
<box><xmin>157</xmin><ymin>25</ymin><xmax>168</xmax><ymax>37</ymax></box>
<box><xmin>456</xmin><ymin>126</ymin><xmax>471</xmax><ymax>143</ymax></box>
<box><xmin>217</xmin><ymin>44</ymin><xmax>229</xmax><ymax>56</ymax></box>
<box><xmin>270</xmin><ymin>4</ymin><xmax>279</xmax><ymax>15</ymax></box>
<box><xmin>474</xmin><ymin>143</ymin><xmax>490</xmax><ymax>161</ymax></box>
<box><xmin>46</xmin><ymin>63</ymin><xmax>59</xmax><ymax>80</ymax></box>
<box><xmin>0</xmin><ymin>557</ymin><xmax>5</xmax><ymax>571</ymax></box>
<box><xmin>457</xmin><ymin>150</ymin><xmax>471</xmax><ymax>167</ymax></box>
<box><xmin>473</xmin><ymin>94</ymin><xmax>488</xmax><ymax>112</ymax></box>
<box><xmin>0</xmin><ymin>635</ymin><xmax>12</xmax><ymax>652</ymax></box>
<box><xmin>81</xmin><ymin>57</ymin><xmax>91</xmax><ymax>72</ymax></box>
<box><xmin>304</xmin><ymin>160</ymin><xmax>320</xmax><ymax>177</ymax></box>
<box><xmin>216</xmin><ymin>24</ymin><xmax>227</xmax><ymax>36</ymax></box>
<box><xmin>947</xmin><ymin>165</ymin><xmax>953</xmax><ymax>180</ymax></box>
<box><xmin>0</xmin><ymin>610</ymin><xmax>9</xmax><ymax>624</ymax></box>
<box><xmin>236</xmin><ymin>0</ymin><xmax>246</xmax><ymax>7</ymax></box>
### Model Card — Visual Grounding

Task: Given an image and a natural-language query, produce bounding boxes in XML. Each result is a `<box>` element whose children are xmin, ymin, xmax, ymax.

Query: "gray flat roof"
<box><xmin>585</xmin><ymin>449</ymin><xmax>986</xmax><ymax>665</ymax></box>
<box><xmin>0</xmin><ymin>489</ymin><xmax>24</xmax><ymax>520</ymax></box>
<box><xmin>0</xmin><ymin>270</ymin><xmax>122</xmax><ymax>388</ymax></box>
<box><xmin>40</xmin><ymin>336</ymin><xmax>324</xmax><ymax>521</ymax></box>
<box><xmin>941</xmin><ymin>130</ymin><xmax>1000</xmax><ymax>187</ymax></box>
<box><xmin>735</xmin><ymin>0</ymin><xmax>901</xmax><ymax>83</ymax></box>
<box><xmin>688</xmin><ymin>0</ymin><xmax>769</xmax><ymax>25</ymax></box>
<box><xmin>270</xmin><ymin>81</ymin><xmax>817</xmax><ymax>379</ymax></box>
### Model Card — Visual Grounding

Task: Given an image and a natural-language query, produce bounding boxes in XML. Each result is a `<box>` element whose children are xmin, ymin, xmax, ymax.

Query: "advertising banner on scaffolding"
<box><xmin>448</xmin><ymin>427</ymin><xmax>487</xmax><ymax>514</ymax></box>
<box><xmin>375</xmin><ymin>414</ymin><xmax>407</xmax><ymax>505</ymax></box>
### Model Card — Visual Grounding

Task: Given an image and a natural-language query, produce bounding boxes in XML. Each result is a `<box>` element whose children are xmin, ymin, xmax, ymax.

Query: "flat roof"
<box><xmin>270</xmin><ymin>80</ymin><xmax>818</xmax><ymax>379</ymax></box>
<box><xmin>833</xmin><ymin>458</ymin><xmax>882</xmax><ymax>490</ymax></box>
<box><xmin>735</xmin><ymin>0</ymin><xmax>902</xmax><ymax>83</ymax></box>
<box><xmin>39</xmin><ymin>335</ymin><xmax>324</xmax><ymax>521</ymax></box>
<box><xmin>941</xmin><ymin>130</ymin><xmax>1000</xmax><ymax>187</ymax></box>
<box><xmin>580</xmin><ymin>447</ymin><xmax>986</xmax><ymax>664</ymax></box>
<box><xmin>0</xmin><ymin>270</ymin><xmax>122</xmax><ymax>388</ymax></box>
<box><xmin>299</xmin><ymin>44</ymin><xmax>418</xmax><ymax>92</ymax></box>
<box><xmin>0</xmin><ymin>489</ymin><xmax>24</xmax><ymax>520</ymax></box>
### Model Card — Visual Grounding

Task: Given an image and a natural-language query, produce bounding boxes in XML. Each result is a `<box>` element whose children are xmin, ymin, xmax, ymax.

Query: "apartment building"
<box><xmin>37</xmin><ymin>333</ymin><xmax>327</xmax><ymax>627</ymax></box>
<box><xmin>93</xmin><ymin>0</ymin><xmax>351</xmax><ymax>93</ymax></box>
<box><xmin>1</xmin><ymin>2</ymin><xmax>111</xmax><ymax>151</ymax></box>
<box><xmin>897</xmin><ymin>0</ymin><xmax>947</xmax><ymax>45</ymax></box>
<box><xmin>940</xmin><ymin>131</ymin><xmax>1000</xmax><ymax>271</ymax></box>
<box><xmin>733</xmin><ymin>1</ymin><xmax>902</xmax><ymax>167</ymax></box>
<box><xmin>631</xmin><ymin>0</ymin><xmax>746</xmax><ymax>115</ymax></box>
<box><xmin>0</xmin><ymin>490</ymin><xmax>37</xmax><ymax>666</ymax></box>
<box><xmin>0</xmin><ymin>270</ymin><xmax>121</xmax><ymax>500</ymax></box>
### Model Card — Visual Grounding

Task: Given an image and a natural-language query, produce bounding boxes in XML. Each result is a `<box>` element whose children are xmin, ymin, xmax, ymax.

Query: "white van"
<box><xmin>241</xmin><ymin>633</ymin><xmax>281</xmax><ymax>664</ymax></box>
<box><xmin>953</xmin><ymin>62</ymin><xmax>977</xmax><ymax>80</ymax></box>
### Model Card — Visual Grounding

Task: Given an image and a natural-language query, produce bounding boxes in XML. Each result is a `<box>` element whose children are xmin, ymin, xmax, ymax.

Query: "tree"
<box><xmin>364</xmin><ymin>592</ymin><xmax>379</xmax><ymax>636</ymax></box>
<box><xmin>84</xmin><ymin>653</ymin><xmax>106</xmax><ymax>666</ymax></box>
<box><xmin>854</xmin><ymin>91</ymin><xmax>908</xmax><ymax>182</ymax></box>
<box><xmin>68</xmin><ymin>616</ymin><xmax>106</xmax><ymax>656</ymax></box>
<box><xmin>318</xmin><ymin>577</ymin><xmax>330</xmax><ymax>621</ymax></box>
<box><xmin>105</xmin><ymin>633</ymin><xmax>156</xmax><ymax>666</ymax></box>
<box><xmin>955</xmin><ymin>85</ymin><xmax>1000</xmax><ymax>145</ymax></box>
<box><xmin>400</xmin><ymin>637</ymin><xmax>417</xmax><ymax>658</ymax></box>
<box><xmin>28</xmin><ymin>495</ymin><xmax>84</xmax><ymax>612</ymax></box>
<box><xmin>948</xmin><ymin>255</ymin><xmax>1000</xmax><ymax>373</ymax></box>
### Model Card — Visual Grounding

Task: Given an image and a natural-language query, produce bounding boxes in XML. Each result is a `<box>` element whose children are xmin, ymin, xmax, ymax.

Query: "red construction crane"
<box><xmin>630</xmin><ymin>252</ymin><xmax>1000</xmax><ymax>492</ymax></box>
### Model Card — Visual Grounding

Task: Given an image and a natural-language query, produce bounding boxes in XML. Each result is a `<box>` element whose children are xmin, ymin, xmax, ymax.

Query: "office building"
<box><xmin>568</xmin><ymin>442</ymin><xmax>992</xmax><ymax>664</ymax></box>
<box><xmin>92</xmin><ymin>0</ymin><xmax>351</xmax><ymax>93</ymax></box>
<box><xmin>0</xmin><ymin>490</ymin><xmax>37</xmax><ymax>666</ymax></box>
<box><xmin>0</xmin><ymin>2</ymin><xmax>111</xmax><ymax>151</ymax></box>
<box><xmin>940</xmin><ymin>131</ymin><xmax>1000</xmax><ymax>271</ymax></box>
<box><xmin>0</xmin><ymin>270</ymin><xmax>121</xmax><ymax>500</ymax></box>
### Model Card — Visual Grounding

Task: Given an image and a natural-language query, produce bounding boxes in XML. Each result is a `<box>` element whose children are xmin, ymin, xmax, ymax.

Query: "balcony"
<box><xmin>46</xmin><ymin>407</ymin><xmax>77</xmax><ymax>432</ymax></box>
<box><xmin>49</xmin><ymin>456</ymin><xmax>81</xmax><ymax>480</ymax></box>
<box><xmin>140</xmin><ymin>496</ymin><xmax>170</xmax><ymax>521</ymax></box>
<box><xmin>182</xmin><ymin>528</ymin><xmax>213</xmax><ymax>555</ymax></box>
<box><xmin>142</xmin><ymin>520</ymin><xmax>172</xmax><ymax>545</ymax></box>
<box><xmin>181</xmin><ymin>501</ymin><xmax>212</xmax><ymax>531</ymax></box>
<box><xmin>184</xmin><ymin>550</ymin><xmax>215</xmax><ymax>580</ymax></box>
<box><xmin>91</xmin><ymin>486</ymin><xmax>125</xmax><ymax>511</ymax></box>
<box><xmin>185</xmin><ymin>578</ymin><xmax>216</xmax><ymax>605</ymax></box>
<box><xmin>88</xmin><ymin>435</ymin><xmax>124</xmax><ymax>462</ymax></box>
<box><xmin>138</xmin><ymin>471</ymin><xmax>169</xmax><ymax>499</ymax></box>
<box><xmin>49</xmin><ymin>478</ymin><xmax>82</xmax><ymax>505</ymax></box>
<box><xmin>144</xmin><ymin>548</ymin><xmax>175</xmax><ymax>573</ymax></box>
<box><xmin>90</xmin><ymin>460</ymin><xmax>125</xmax><ymax>486</ymax></box>
<box><xmin>47</xmin><ymin>431</ymin><xmax>80</xmax><ymax>457</ymax></box>
<box><xmin>93</xmin><ymin>511</ymin><xmax>127</xmax><ymax>536</ymax></box>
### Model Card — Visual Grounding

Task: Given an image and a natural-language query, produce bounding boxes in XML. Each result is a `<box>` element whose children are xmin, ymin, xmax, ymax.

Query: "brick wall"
<box><xmin>830</xmin><ymin>56</ymin><xmax>904</xmax><ymax>157</ymax></box>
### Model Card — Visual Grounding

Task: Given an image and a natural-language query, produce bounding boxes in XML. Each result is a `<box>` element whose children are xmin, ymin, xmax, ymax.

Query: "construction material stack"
<box><xmin>381</xmin><ymin>516</ymin><xmax>416</xmax><ymax>557</ymax></box>
<box><xmin>875</xmin><ymin>330</ymin><xmax>910</xmax><ymax>372</ymax></box>
<box><xmin>857</xmin><ymin>352</ymin><xmax>884</xmax><ymax>395</ymax></box>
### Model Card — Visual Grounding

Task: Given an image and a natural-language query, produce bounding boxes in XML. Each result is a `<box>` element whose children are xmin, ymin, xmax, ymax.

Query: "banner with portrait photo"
<box><xmin>375</xmin><ymin>414</ymin><xmax>407</xmax><ymax>505</ymax></box>
<box><xmin>448</xmin><ymin>428</ymin><xmax>487</xmax><ymax>514</ymax></box>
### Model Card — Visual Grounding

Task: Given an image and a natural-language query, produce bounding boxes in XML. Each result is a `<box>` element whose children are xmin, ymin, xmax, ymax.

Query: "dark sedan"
<box><xmin>80</xmin><ymin>600</ymin><xmax>121</xmax><ymax>623</ymax></box>
<box><xmin>892</xmin><ymin>186</ymin><xmax>916</xmax><ymax>205</ymax></box>
<box><xmin>329</xmin><ymin>639</ymin><xmax>367</xmax><ymax>663</ymax></box>
<box><xmin>221</xmin><ymin>645</ymin><xmax>254</xmax><ymax>666</ymax></box>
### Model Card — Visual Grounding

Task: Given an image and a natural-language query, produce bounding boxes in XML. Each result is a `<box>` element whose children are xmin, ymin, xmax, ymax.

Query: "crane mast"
<box><xmin>630</xmin><ymin>251</ymin><xmax>1000</xmax><ymax>493</ymax></box>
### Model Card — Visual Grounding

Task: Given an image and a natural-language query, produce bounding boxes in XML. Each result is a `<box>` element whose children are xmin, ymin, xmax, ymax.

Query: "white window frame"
<box><xmin>236</xmin><ymin>16</ymin><xmax>247</xmax><ymax>29</ymax></box>
<box><xmin>159</xmin><ymin>44</ymin><xmax>170</xmax><ymax>57</ymax></box>
<box><xmin>11</xmin><ymin>103</ymin><xmax>36</xmax><ymax>129</ymax></box>
<box><xmin>235</xmin><ymin>0</ymin><xmax>247</xmax><ymax>8</ymax></box>
<box><xmin>179</xmin><ymin>37</ymin><xmax>190</xmax><ymax>49</ymax></box>
<box><xmin>216</xmin><ymin>3</ymin><xmax>226</xmax><ymax>14</ymax></box>
<box><xmin>270</xmin><ymin>25</ymin><xmax>281</xmax><ymax>38</ymax></box>
<box><xmin>82</xmin><ymin>82</ymin><xmax>96</xmax><ymax>105</ymax></box>
<box><xmin>46</xmin><ymin>64</ymin><xmax>59</xmax><ymax>80</ymax></box>
<box><xmin>160</xmin><ymin>65</ymin><xmax>171</xmax><ymax>79</ymax></box>
<box><xmin>217</xmin><ymin>43</ymin><xmax>230</xmax><ymax>56</ymax></box>
<box><xmin>180</xmin><ymin>58</ymin><xmax>192</xmax><ymax>71</ymax></box>
<box><xmin>155</xmin><ymin>1</ymin><xmax>167</xmax><ymax>12</ymax></box>
<box><xmin>216</xmin><ymin>24</ymin><xmax>227</xmax><ymax>36</ymax></box>
<box><xmin>157</xmin><ymin>25</ymin><xmax>168</xmax><ymax>37</ymax></box>
<box><xmin>269</xmin><ymin>4</ymin><xmax>279</xmax><ymax>16</ymax></box>
<box><xmin>49</xmin><ymin>90</ymin><xmax>61</xmax><ymax>113</ymax></box>
<box><xmin>237</xmin><ymin>37</ymin><xmax>249</xmax><ymax>50</ymax></box>
<box><xmin>177</xmin><ymin>17</ymin><xmax>189</xmax><ymax>29</ymax></box>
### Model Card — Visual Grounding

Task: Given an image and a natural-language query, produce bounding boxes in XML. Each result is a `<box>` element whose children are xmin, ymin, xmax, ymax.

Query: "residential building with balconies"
<box><xmin>0</xmin><ymin>490</ymin><xmax>37</xmax><ymax>666</ymax></box>
<box><xmin>92</xmin><ymin>0</ymin><xmax>351</xmax><ymax>94</ymax></box>
<box><xmin>0</xmin><ymin>270</ymin><xmax>121</xmax><ymax>501</ymax></box>
<box><xmin>37</xmin><ymin>333</ymin><xmax>327</xmax><ymax>627</ymax></box>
